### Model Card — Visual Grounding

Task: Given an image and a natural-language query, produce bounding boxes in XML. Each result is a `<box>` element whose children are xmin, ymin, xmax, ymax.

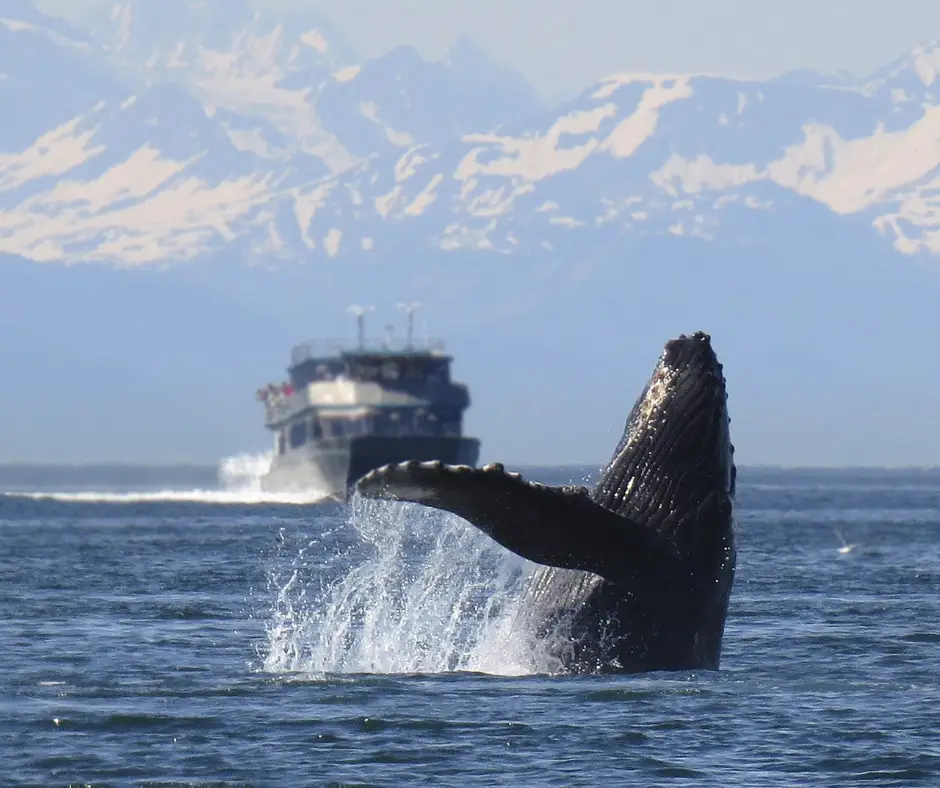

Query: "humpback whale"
<box><xmin>356</xmin><ymin>331</ymin><xmax>736</xmax><ymax>674</ymax></box>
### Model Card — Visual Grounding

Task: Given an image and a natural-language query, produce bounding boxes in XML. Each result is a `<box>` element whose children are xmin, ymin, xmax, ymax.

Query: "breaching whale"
<box><xmin>356</xmin><ymin>331</ymin><xmax>736</xmax><ymax>674</ymax></box>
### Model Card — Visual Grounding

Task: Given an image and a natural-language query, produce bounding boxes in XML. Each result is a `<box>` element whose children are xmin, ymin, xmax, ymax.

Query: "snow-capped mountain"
<box><xmin>9</xmin><ymin>0</ymin><xmax>940</xmax><ymax>265</ymax></box>
<box><xmin>83</xmin><ymin>0</ymin><xmax>361</xmax><ymax>170</ymax></box>
<box><xmin>5</xmin><ymin>1</ymin><xmax>940</xmax><ymax>467</ymax></box>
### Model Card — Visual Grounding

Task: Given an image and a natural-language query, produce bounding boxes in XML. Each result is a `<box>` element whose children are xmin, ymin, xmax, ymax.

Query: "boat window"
<box><xmin>289</xmin><ymin>420</ymin><xmax>308</xmax><ymax>449</ymax></box>
<box><xmin>277</xmin><ymin>431</ymin><xmax>286</xmax><ymax>455</ymax></box>
<box><xmin>352</xmin><ymin>362</ymin><xmax>380</xmax><ymax>381</ymax></box>
<box><xmin>372</xmin><ymin>412</ymin><xmax>390</xmax><ymax>436</ymax></box>
<box><xmin>310</xmin><ymin>416</ymin><xmax>323</xmax><ymax>440</ymax></box>
<box><xmin>350</xmin><ymin>416</ymin><xmax>369</xmax><ymax>436</ymax></box>
<box><xmin>418</xmin><ymin>411</ymin><xmax>441</xmax><ymax>436</ymax></box>
<box><xmin>414</xmin><ymin>409</ymin><xmax>428</xmax><ymax>435</ymax></box>
<box><xmin>382</xmin><ymin>361</ymin><xmax>400</xmax><ymax>381</ymax></box>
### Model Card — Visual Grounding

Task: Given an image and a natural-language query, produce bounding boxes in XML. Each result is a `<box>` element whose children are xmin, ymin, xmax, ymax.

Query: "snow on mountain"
<box><xmin>320</xmin><ymin>66</ymin><xmax>940</xmax><ymax>257</ymax></box>
<box><xmin>4</xmin><ymin>1</ymin><xmax>940</xmax><ymax>265</ymax></box>
<box><xmin>82</xmin><ymin>0</ymin><xmax>365</xmax><ymax>171</ymax></box>
<box><xmin>0</xmin><ymin>82</ymin><xmax>310</xmax><ymax>263</ymax></box>
<box><xmin>315</xmin><ymin>41</ymin><xmax>545</xmax><ymax>159</ymax></box>
<box><xmin>863</xmin><ymin>37</ymin><xmax>940</xmax><ymax>98</ymax></box>
<box><xmin>0</xmin><ymin>3</ymin><xmax>117</xmax><ymax>149</ymax></box>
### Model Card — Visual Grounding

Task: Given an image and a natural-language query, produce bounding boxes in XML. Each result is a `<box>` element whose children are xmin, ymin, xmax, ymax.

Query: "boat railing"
<box><xmin>291</xmin><ymin>337</ymin><xmax>447</xmax><ymax>366</ymax></box>
<box><xmin>264</xmin><ymin>389</ymin><xmax>306</xmax><ymax>426</ymax></box>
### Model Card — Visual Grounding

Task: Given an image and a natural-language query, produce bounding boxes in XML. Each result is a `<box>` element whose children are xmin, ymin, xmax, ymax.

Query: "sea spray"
<box><xmin>6</xmin><ymin>451</ymin><xmax>329</xmax><ymax>504</ymax></box>
<box><xmin>217</xmin><ymin>451</ymin><xmax>273</xmax><ymax>492</ymax></box>
<box><xmin>263</xmin><ymin>494</ymin><xmax>564</xmax><ymax>676</ymax></box>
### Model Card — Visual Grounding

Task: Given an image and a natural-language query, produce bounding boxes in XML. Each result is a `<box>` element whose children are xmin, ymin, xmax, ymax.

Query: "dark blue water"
<box><xmin>2</xmin><ymin>466</ymin><xmax>940</xmax><ymax>786</ymax></box>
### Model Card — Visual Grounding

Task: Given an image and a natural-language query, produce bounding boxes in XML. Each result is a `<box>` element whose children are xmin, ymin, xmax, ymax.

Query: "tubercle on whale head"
<box><xmin>628</xmin><ymin>331</ymin><xmax>728</xmax><ymax>432</ymax></box>
<box><xmin>594</xmin><ymin>330</ymin><xmax>736</xmax><ymax>529</ymax></box>
<box><xmin>656</xmin><ymin>331</ymin><xmax>735</xmax><ymax>497</ymax></box>
<box><xmin>661</xmin><ymin>331</ymin><xmax>723</xmax><ymax>382</ymax></box>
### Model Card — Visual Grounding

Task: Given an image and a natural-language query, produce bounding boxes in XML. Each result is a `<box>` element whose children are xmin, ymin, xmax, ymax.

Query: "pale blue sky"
<box><xmin>36</xmin><ymin>0</ymin><xmax>940</xmax><ymax>100</ymax></box>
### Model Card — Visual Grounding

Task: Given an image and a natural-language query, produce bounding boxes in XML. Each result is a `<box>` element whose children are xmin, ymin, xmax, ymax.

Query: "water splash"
<box><xmin>6</xmin><ymin>451</ymin><xmax>329</xmax><ymax>504</ymax></box>
<box><xmin>263</xmin><ymin>495</ymin><xmax>566</xmax><ymax>677</ymax></box>
<box><xmin>218</xmin><ymin>451</ymin><xmax>275</xmax><ymax>491</ymax></box>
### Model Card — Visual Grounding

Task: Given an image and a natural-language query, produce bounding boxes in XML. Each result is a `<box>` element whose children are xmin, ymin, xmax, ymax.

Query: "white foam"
<box><xmin>6</xmin><ymin>451</ymin><xmax>330</xmax><ymax>505</ymax></box>
<box><xmin>262</xmin><ymin>496</ymin><xmax>565</xmax><ymax>677</ymax></box>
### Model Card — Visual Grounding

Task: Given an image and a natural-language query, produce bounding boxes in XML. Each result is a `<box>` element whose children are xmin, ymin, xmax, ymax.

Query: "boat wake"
<box><xmin>262</xmin><ymin>495</ymin><xmax>567</xmax><ymax>678</ymax></box>
<box><xmin>4</xmin><ymin>452</ymin><xmax>331</xmax><ymax>505</ymax></box>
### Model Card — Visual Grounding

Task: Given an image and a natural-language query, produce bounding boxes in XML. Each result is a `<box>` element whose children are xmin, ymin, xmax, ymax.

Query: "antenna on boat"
<box><xmin>347</xmin><ymin>304</ymin><xmax>374</xmax><ymax>350</ymax></box>
<box><xmin>397</xmin><ymin>302</ymin><xmax>422</xmax><ymax>349</ymax></box>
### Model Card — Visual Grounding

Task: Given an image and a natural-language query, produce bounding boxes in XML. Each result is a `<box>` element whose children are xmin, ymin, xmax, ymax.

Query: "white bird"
<box><xmin>834</xmin><ymin>528</ymin><xmax>857</xmax><ymax>555</ymax></box>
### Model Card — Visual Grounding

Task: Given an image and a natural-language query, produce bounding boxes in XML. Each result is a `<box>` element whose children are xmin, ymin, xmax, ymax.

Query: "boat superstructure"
<box><xmin>257</xmin><ymin>305</ymin><xmax>480</xmax><ymax>498</ymax></box>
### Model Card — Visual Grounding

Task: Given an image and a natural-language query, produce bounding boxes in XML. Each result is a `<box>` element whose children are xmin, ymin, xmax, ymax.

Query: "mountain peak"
<box><xmin>443</xmin><ymin>35</ymin><xmax>491</xmax><ymax>69</ymax></box>
<box><xmin>909</xmin><ymin>38</ymin><xmax>940</xmax><ymax>86</ymax></box>
<box><xmin>2</xmin><ymin>0</ymin><xmax>90</xmax><ymax>43</ymax></box>
<box><xmin>3</xmin><ymin>0</ymin><xmax>49</xmax><ymax>24</ymax></box>
<box><xmin>443</xmin><ymin>35</ymin><xmax>529</xmax><ymax>81</ymax></box>
<box><xmin>862</xmin><ymin>35</ymin><xmax>940</xmax><ymax>95</ymax></box>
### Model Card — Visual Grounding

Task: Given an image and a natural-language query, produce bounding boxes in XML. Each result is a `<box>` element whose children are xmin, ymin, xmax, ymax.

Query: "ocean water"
<box><xmin>1</xmin><ymin>461</ymin><xmax>939</xmax><ymax>786</ymax></box>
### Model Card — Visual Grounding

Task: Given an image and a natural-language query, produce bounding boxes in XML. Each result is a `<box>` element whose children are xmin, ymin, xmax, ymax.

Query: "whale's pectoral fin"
<box><xmin>355</xmin><ymin>461</ymin><xmax>676</xmax><ymax>578</ymax></box>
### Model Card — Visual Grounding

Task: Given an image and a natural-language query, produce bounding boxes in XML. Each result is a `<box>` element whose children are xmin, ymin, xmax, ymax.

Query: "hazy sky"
<box><xmin>36</xmin><ymin>0</ymin><xmax>940</xmax><ymax>100</ymax></box>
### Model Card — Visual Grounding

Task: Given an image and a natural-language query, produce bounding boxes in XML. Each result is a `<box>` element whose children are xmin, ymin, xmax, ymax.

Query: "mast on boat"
<box><xmin>397</xmin><ymin>302</ymin><xmax>423</xmax><ymax>350</ymax></box>
<box><xmin>346</xmin><ymin>304</ymin><xmax>374</xmax><ymax>350</ymax></box>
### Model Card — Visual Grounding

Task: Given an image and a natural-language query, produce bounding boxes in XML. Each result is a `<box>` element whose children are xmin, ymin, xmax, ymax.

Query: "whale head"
<box><xmin>353</xmin><ymin>329</ymin><xmax>737</xmax><ymax>673</ymax></box>
<box><xmin>593</xmin><ymin>331</ymin><xmax>735</xmax><ymax>547</ymax></box>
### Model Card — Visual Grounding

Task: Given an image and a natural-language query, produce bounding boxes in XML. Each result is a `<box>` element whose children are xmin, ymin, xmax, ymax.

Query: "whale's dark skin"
<box><xmin>356</xmin><ymin>331</ymin><xmax>737</xmax><ymax>674</ymax></box>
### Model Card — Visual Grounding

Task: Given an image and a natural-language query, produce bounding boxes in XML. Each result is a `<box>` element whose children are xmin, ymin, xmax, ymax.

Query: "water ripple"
<box><xmin>2</xmin><ymin>469</ymin><xmax>940</xmax><ymax>785</ymax></box>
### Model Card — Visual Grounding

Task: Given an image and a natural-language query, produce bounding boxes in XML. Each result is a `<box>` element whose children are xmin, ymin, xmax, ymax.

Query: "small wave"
<box><xmin>6</xmin><ymin>489</ymin><xmax>328</xmax><ymax>504</ymax></box>
<box><xmin>4</xmin><ymin>452</ymin><xmax>331</xmax><ymax>505</ymax></box>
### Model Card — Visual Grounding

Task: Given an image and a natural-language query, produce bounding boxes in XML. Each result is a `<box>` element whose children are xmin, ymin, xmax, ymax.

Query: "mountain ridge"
<box><xmin>5</xmin><ymin>1</ymin><xmax>940</xmax><ymax>264</ymax></box>
<box><xmin>4</xmin><ymin>2</ymin><xmax>940</xmax><ymax>467</ymax></box>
